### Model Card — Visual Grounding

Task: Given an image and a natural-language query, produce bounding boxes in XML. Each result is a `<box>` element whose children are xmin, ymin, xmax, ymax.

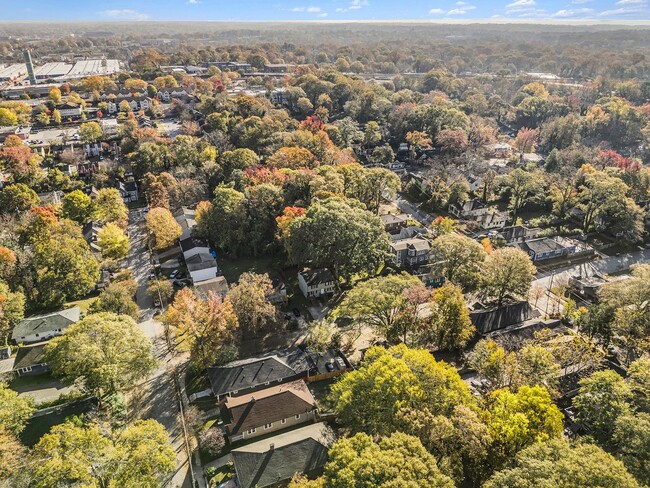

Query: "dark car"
<box><xmin>173</xmin><ymin>279</ymin><xmax>187</xmax><ymax>288</ymax></box>
<box><xmin>176</xmin><ymin>271</ymin><xmax>185</xmax><ymax>279</ymax></box>
<box><xmin>284</xmin><ymin>313</ymin><xmax>292</xmax><ymax>320</ymax></box>
<box><xmin>292</xmin><ymin>308</ymin><xmax>301</xmax><ymax>317</ymax></box>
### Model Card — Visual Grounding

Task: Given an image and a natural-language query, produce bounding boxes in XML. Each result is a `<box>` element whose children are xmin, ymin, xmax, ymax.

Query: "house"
<box><xmin>263</xmin><ymin>63</ymin><xmax>294</xmax><ymax>73</ymax></box>
<box><xmin>298</xmin><ymin>269</ymin><xmax>336</xmax><ymax>299</ymax></box>
<box><xmin>186</xmin><ymin>253</ymin><xmax>218</xmax><ymax>283</ymax></box>
<box><xmin>157</xmin><ymin>88</ymin><xmax>189</xmax><ymax>102</ymax></box>
<box><xmin>82</xmin><ymin>221</ymin><xmax>104</xmax><ymax>253</ymax></box>
<box><xmin>468</xmin><ymin>174</ymin><xmax>482</xmax><ymax>193</ymax></box>
<box><xmin>231</xmin><ymin>423</ymin><xmax>334</xmax><ymax>488</ymax></box>
<box><xmin>12</xmin><ymin>306</ymin><xmax>81</xmax><ymax>344</ymax></box>
<box><xmin>497</xmin><ymin>225</ymin><xmax>542</xmax><ymax>244</ymax></box>
<box><xmin>117</xmin><ymin>180</ymin><xmax>139</xmax><ymax>203</ymax></box>
<box><xmin>390</xmin><ymin>237</ymin><xmax>431</xmax><ymax>267</ymax></box>
<box><xmin>180</xmin><ymin>237</ymin><xmax>210</xmax><ymax>260</ymax></box>
<box><xmin>106</xmin><ymin>96</ymin><xmax>152</xmax><ymax>114</ymax></box>
<box><xmin>448</xmin><ymin>198</ymin><xmax>488</xmax><ymax>219</ymax></box>
<box><xmin>380</xmin><ymin>213</ymin><xmax>409</xmax><ymax>234</ymax></box>
<box><xmin>12</xmin><ymin>342</ymin><xmax>50</xmax><ymax>377</ymax></box>
<box><xmin>37</xmin><ymin>190</ymin><xmax>63</xmax><ymax>205</ymax></box>
<box><xmin>221</xmin><ymin>380</ymin><xmax>318</xmax><ymax>442</ymax></box>
<box><xmin>57</xmin><ymin>102</ymin><xmax>83</xmax><ymax>118</ymax></box>
<box><xmin>174</xmin><ymin>207</ymin><xmax>197</xmax><ymax>240</ymax></box>
<box><xmin>0</xmin><ymin>125</ymin><xmax>31</xmax><ymax>143</ymax></box>
<box><xmin>567</xmin><ymin>274</ymin><xmax>609</xmax><ymax>302</ymax></box>
<box><xmin>99</xmin><ymin>118</ymin><xmax>119</xmax><ymax>137</ymax></box>
<box><xmin>268</xmin><ymin>276</ymin><xmax>288</xmax><ymax>306</ymax></box>
<box><xmin>270</xmin><ymin>88</ymin><xmax>288</xmax><ymax>105</ymax></box>
<box><xmin>517</xmin><ymin>237</ymin><xmax>577</xmax><ymax>262</ymax></box>
<box><xmin>490</xmin><ymin>142</ymin><xmax>512</xmax><ymax>158</ymax></box>
<box><xmin>194</xmin><ymin>276</ymin><xmax>229</xmax><ymax>299</ymax></box>
<box><xmin>470</xmin><ymin>301</ymin><xmax>539</xmax><ymax>334</ymax></box>
<box><xmin>207</xmin><ymin>347</ymin><xmax>318</xmax><ymax>400</ymax></box>
<box><xmin>475</xmin><ymin>210</ymin><xmax>509</xmax><ymax>230</ymax></box>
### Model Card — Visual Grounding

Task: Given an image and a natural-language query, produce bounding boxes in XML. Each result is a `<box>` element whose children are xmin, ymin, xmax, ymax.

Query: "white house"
<box><xmin>180</xmin><ymin>236</ymin><xmax>210</xmax><ymax>260</ymax></box>
<box><xmin>57</xmin><ymin>102</ymin><xmax>83</xmax><ymax>118</ymax></box>
<box><xmin>99</xmin><ymin>118</ymin><xmax>119</xmax><ymax>137</ymax></box>
<box><xmin>11</xmin><ymin>307</ymin><xmax>80</xmax><ymax>344</ymax></box>
<box><xmin>186</xmin><ymin>252</ymin><xmax>218</xmax><ymax>284</ymax></box>
<box><xmin>298</xmin><ymin>268</ymin><xmax>336</xmax><ymax>298</ymax></box>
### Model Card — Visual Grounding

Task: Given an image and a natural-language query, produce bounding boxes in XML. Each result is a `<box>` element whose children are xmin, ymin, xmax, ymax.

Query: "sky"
<box><xmin>5</xmin><ymin>0</ymin><xmax>650</xmax><ymax>22</ymax></box>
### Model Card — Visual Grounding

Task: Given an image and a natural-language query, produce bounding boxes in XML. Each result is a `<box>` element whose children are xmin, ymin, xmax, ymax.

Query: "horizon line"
<box><xmin>2</xmin><ymin>19</ymin><xmax>650</xmax><ymax>25</ymax></box>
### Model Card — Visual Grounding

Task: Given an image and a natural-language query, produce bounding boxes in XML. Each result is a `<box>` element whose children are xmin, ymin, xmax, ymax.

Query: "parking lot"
<box><xmin>26</xmin><ymin>126</ymin><xmax>80</xmax><ymax>146</ymax></box>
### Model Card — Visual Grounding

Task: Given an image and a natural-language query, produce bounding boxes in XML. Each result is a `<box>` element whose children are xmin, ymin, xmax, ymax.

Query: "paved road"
<box><xmin>390</xmin><ymin>195</ymin><xmax>436</xmax><ymax>226</ymax></box>
<box><xmin>531</xmin><ymin>248</ymin><xmax>650</xmax><ymax>314</ymax></box>
<box><xmin>127</xmin><ymin>210</ymin><xmax>196</xmax><ymax>488</ymax></box>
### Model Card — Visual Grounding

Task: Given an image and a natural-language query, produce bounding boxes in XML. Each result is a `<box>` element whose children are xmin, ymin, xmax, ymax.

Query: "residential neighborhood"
<box><xmin>0</xmin><ymin>15</ymin><xmax>649</xmax><ymax>488</ymax></box>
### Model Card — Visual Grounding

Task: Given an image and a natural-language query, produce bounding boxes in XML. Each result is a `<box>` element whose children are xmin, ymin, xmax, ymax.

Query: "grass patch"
<box><xmin>20</xmin><ymin>399</ymin><xmax>97</xmax><ymax>447</ymax></box>
<box><xmin>64</xmin><ymin>293</ymin><xmax>99</xmax><ymax>313</ymax></box>
<box><xmin>10</xmin><ymin>374</ymin><xmax>55</xmax><ymax>391</ymax></box>
<box><xmin>218</xmin><ymin>255</ymin><xmax>284</xmax><ymax>284</ymax></box>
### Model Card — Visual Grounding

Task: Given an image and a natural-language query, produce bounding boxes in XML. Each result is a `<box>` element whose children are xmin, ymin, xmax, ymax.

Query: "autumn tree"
<box><xmin>89</xmin><ymin>282</ymin><xmax>139</xmax><ymax>320</ymax></box>
<box><xmin>429</xmin><ymin>233</ymin><xmax>487</xmax><ymax>291</ymax></box>
<box><xmin>482</xmin><ymin>247</ymin><xmax>536</xmax><ymax>307</ymax></box>
<box><xmin>96</xmin><ymin>222</ymin><xmax>130</xmax><ymax>260</ymax></box>
<box><xmin>146</xmin><ymin>207</ymin><xmax>182</xmax><ymax>250</ymax></box>
<box><xmin>0</xmin><ymin>183</ymin><xmax>39</xmax><ymax>213</ymax></box>
<box><xmin>0</xmin><ymin>281</ymin><xmax>24</xmax><ymax>345</ymax></box>
<box><xmin>44</xmin><ymin>312</ymin><xmax>157</xmax><ymax>397</ymax></box>
<box><xmin>485</xmin><ymin>438</ymin><xmax>640</xmax><ymax>488</ymax></box>
<box><xmin>29</xmin><ymin>419</ymin><xmax>175</xmax><ymax>488</ymax></box>
<box><xmin>286</xmin><ymin>197</ymin><xmax>390</xmax><ymax>282</ymax></box>
<box><xmin>420</xmin><ymin>283</ymin><xmax>475</xmax><ymax>350</ymax></box>
<box><xmin>163</xmin><ymin>288</ymin><xmax>239</xmax><ymax>369</ymax></box>
<box><xmin>498</xmin><ymin>168</ymin><xmax>544</xmax><ymax>221</ymax></box>
<box><xmin>267</xmin><ymin>147</ymin><xmax>318</xmax><ymax>169</ymax></box>
<box><xmin>0</xmin><ymin>382</ymin><xmax>35</xmax><ymax>435</ymax></box>
<box><xmin>79</xmin><ymin>121</ymin><xmax>103</xmax><ymax>143</ymax></box>
<box><xmin>329</xmin><ymin>344</ymin><xmax>473</xmax><ymax>435</ymax></box>
<box><xmin>62</xmin><ymin>189</ymin><xmax>92</xmax><ymax>223</ymax></box>
<box><xmin>228</xmin><ymin>272</ymin><xmax>276</xmax><ymax>335</ymax></box>
<box><xmin>513</xmin><ymin>127</ymin><xmax>538</xmax><ymax>155</ymax></box>
<box><xmin>91</xmin><ymin>188</ymin><xmax>128</xmax><ymax>225</ymax></box>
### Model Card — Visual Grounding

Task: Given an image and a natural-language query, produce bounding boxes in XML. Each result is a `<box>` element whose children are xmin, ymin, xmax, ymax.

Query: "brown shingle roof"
<box><xmin>223</xmin><ymin>380</ymin><xmax>317</xmax><ymax>436</ymax></box>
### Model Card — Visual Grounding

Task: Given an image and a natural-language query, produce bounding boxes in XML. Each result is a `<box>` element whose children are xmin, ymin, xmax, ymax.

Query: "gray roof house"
<box><xmin>208</xmin><ymin>347</ymin><xmax>317</xmax><ymax>400</ymax></box>
<box><xmin>12</xmin><ymin>306</ymin><xmax>80</xmax><ymax>344</ymax></box>
<box><xmin>231</xmin><ymin>423</ymin><xmax>334</xmax><ymax>488</ymax></box>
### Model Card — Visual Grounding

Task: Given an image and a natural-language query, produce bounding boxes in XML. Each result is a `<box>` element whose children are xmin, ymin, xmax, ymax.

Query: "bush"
<box><xmin>199</xmin><ymin>427</ymin><xmax>226</xmax><ymax>456</ymax></box>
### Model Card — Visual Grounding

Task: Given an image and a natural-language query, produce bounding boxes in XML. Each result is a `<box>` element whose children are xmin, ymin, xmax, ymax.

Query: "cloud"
<box><xmin>100</xmin><ymin>9</ymin><xmax>150</xmax><ymax>20</ymax></box>
<box><xmin>290</xmin><ymin>5</ymin><xmax>322</xmax><ymax>12</ymax></box>
<box><xmin>186</xmin><ymin>0</ymin><xmax>200</xmax><ymax>4</ymax></box>
<box><xmin>318</xmin><ymin>12</ymin><xmax>328</xmax><ymax>17</ymax></box>
<box><xmin>599</xmin><ymin>4</ymin><xmax>648</xmax><ymax>15</ymax></box>
<box><xmin>571</xmin><ymin>0</ymin><xmax>592</xmax><ymax>3</ymax></box>
<box><xmin>336</xmin><ymin>0</ymin><xmax>369</xmax><ymax>12</ymax></box>
<box><xmin>428</xmin><ymin>2</ymin><xmax>476</xmax><ymax>16</ymax></box>
<box><xmin>616</xmin><ymin>0</ymin><xmax>646</xmax><ymax>4</ymax></box>
<box><xmin>551</xmin><ymin>7</ymin><xmax>594</xmax><ymax>17</ymax></box>
<box><xmin>429</xmin><ymin>8</ymin><xmax>445</xmax><ymax>14</ymax></box>
<box><xmin>505</xmin><ymin>0</ymin><xmax>536</xmax><ymax>13</ymax></box>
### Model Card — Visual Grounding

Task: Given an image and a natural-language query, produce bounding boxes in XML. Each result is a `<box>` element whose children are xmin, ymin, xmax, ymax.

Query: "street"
<box><xmin>126</xmin><ymin>209</ymin><xmax>195</xmax><ymax>488</ymax></box>
<box><xmin>390</xmin><ymin>195</ymin><xmax>435</xmax><ymax>226</ymax></box>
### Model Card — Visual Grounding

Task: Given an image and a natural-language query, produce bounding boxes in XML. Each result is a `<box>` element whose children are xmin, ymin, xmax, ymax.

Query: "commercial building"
<box><xmin>67</xmin><ymin>59</ymin><xmax>120</xmax><ymax>78</ymax></box>
<box><xmin>0</xmin><ymin>63</ymin><xmax>27</xmax><ymax>81</ymax></box>
<box><xmin>33</xmin><ymin>62</ymin><xmax>73</xmax><ymax>80</ymax></box>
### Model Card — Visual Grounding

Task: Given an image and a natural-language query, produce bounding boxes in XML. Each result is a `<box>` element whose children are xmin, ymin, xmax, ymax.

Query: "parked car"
<box><xmin>173</xmin><ymin>279</ymin><xmax>187</xmax><ymax>288</ymax></box>
<box><xmin>175</xmin><ymin>271</ymin><xmax>185</xmax><ymax>279</ymax></box>
<box><xmin>149</xmin><ymin>271</ymin><xmax>156</xmax><ymax>281</ymax></box>
<box><xmin>154</xmin><ymin>298</ymin><xmax>161</xmax><ymax>307</ymax></box>
<box><xmin>169</xmin><ymin>269</ymin><xmax>180</xmax><ymax>279</ymax></box>
<box><xmin>293</xmin><ymin>308</ymin><xmax>301</xmax><ymax>317</ymax></box>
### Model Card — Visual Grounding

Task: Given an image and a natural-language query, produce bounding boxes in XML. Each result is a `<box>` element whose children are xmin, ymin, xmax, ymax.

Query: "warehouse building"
<box><xmin>66</xmin><ymin>59</ymin><xmax>120</xmax><ymax>78</ymax></box>
<box><xmin>0</xmin><ymin>63</ymin><xmax>27</xmax><ymax>81</ymax></box>
<box><xmin>33</xmin><ymin>62</ymin><xmax>73</xmax><ymax>80</ymax></box>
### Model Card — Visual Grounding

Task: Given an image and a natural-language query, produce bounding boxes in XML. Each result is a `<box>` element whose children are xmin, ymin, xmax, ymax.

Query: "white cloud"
<box><xmin>599</xmin><ymin>5</ymin><xmax>648</xmax><ymax>15</ymax></box>
<box><xmin>571</xmin><ymin>0</ymin><xmax>592</xmax><ymax>3</ymax></box>
<box><xmin>186</xmin><ymin>0</ymin><xmax>199</xmax><ymax>4</ymax></box>
<box><xmin>290</xmin><ymin>5</ymin><xmax>322</xmax><ymax>12</ymax></box>
<box><xmin>447</xmin><ymin>4</ymin><xmax>476</xmax><ymax>15</ymax></box>
<box><xmin>337</xmin><ymin>0</ymin><xmax>369</xmax><ymax>12</ymax></box>
<box><xmin>429</xmin><ymin>8</ymin><xmax>445</xmax><ymax>14</ymax></box>
<box><xmin>318</xmin><ymin>12</ymin><xmax>328</xmax><ymax>17</ymax></box>
<box><xmin>505</xmin><ymin>0</ymin><xmax>537</xmax><ymax>13</ymax></box>
<box><xmin>101</xmin><ymin>9</ymin><xmax>150</xmax><ymax>20</ymax></box>
<box><xmin>551</xmin><ymin>7</ymin><xmax>594</xmax><ymax>17</ymax></box>
<box><xmin>616</xmin><ymin>0</ymin><xmax>646</xmax><ymax>4</ymax></box>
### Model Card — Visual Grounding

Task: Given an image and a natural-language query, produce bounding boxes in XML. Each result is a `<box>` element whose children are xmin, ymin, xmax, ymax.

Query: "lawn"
<box><xmin>20</xmin><ymin>399</ymin><xmax>97</xmax><ymax>447</ymax></box>
<box><xmin>64</xmin><ymin>292</ymin><xmax>99</xmax><ymax>312</ymax></box>
<box><xmin>218</xmin><ymin>254</ymin><xmax>285</xmax><ymax>284</ymax></box>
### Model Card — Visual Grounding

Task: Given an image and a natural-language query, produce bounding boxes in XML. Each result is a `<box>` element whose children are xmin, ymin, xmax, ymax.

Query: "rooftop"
<box><xmin>299</xmin><ymin>268</ymin><xmax>335</xmax><ymax>286</ymax></box>
<box><xmin>12</xmin><ymin>306</ymin><xmax>80</xmax><ymax>342</ymax></box>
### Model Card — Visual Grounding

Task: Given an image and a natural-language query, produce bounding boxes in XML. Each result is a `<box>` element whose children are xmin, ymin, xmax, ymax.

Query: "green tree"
<box><xmin>89</xmin><ymin>283</ymin><xmax>139</xmax><ymax>320</ymax></box>
<box><xmin>329</xmin><ymin>344</ymin><xmax>473</xmax><ymax>435</ymax></box>
<box><xmin>97</xmin><ymin>222</ymin><xmax>130</xmax><ymax>260</ymax></box>
<box><xmin>0</xmin><ymin>382</ymin><xmax>35</xmax><ymax>435</ymax></box>
<box><xmin>363</xmin><ymin>121</ymin><xmax>382</xmax><ymax>148</ymax></box>
<box><xmin>498</xmin><ymin>168</ymin><xmax>544</xmax><ymax>221</ymax></box>
<box><xmin>370</xmin><ymin>144</ymin><xmax>395</xmax><ymax>166</ymax></box>
<box><xmin>220</xmin><ymin>148</ymin><xmax>260</xmax><ymax>179</ymax></box>
<box><xmin>333</xmin><ymin>273</ymin><xmax>422</xmax><ymax>341</ymax></box>
<box><xmin>286</xmin><ymin>197</ymin><xmax>390</xmax><ymax>282</ymax></box>
<box><xmin>228</xmin><ymin>272</ymin><xmax>276</xmax><ymax>335</ymax></box>
<box><xmin>44</xmin><ymin>312</ymin><xmax>157</xmax><ymax>397</ymax></box>
<box><xmin>78</xmin><ymin>121</ymin><xmax>103</xmax><ymax>143</ymax></box>
<box><xmin>92</xmin><ymin>188</ymin><xmax>128</xmax><ymax>224</ymax></box>
<box><xmin>485</xmin><ymin>385</ymin><xmax>563</xmax><ymax>462</ymax></box>
<box><xmin>62</xmin><ymin>189</ymin><xmax>92</xmax><ymax>223</ymax></box>
<box><xmin>574</xmin><ymin>369</ymin><xmax>633</xmax><ymax>442</ymax></box>
<box><xmin>627</xmin><ymin>357</ymin><xmax>650</xmax><ymax>412</ymax></box>
<box><xmin>0</xmin><ymin>281</ymin><xmax>24</xmax><ymax>345</ymax></box>
<box><xmin>429</xmin><ymin>233</ymin><xmax>487</xmax><ymax>291</ymax></box>
<box><xmin>612</xmin><ymin>413</ymin><xmax>650</xmax><ymax>485</ymax></box>
<box><xmin>163</xmin><ymin>288</ymin><xmax>239</xmax><ymax>369</ymax></box>
<box><xmin>482</xmin><ymin>247</ymin><xmax>536</xmax><ymax>307</ymax></box>
<box><xmin>485</xmin><ymin>438</ymin><xmax>640</xmax><ymax>488</ymax></box>
<box><xmin>0</xmin><ymin>426</ymin><xmax>26</xmax><ymax>483</ymax></box>
<box><xmin>203</xmin><ymin>185</ymin><xmax>248</xmax><ymax>252</ymax></box>
<box><xmin>30</xmin><ymin>419</ymin><xmax>175</xmax><ymax>488</ymax></box>
<box><xmin>146</xmin><ymin>207</ymin><xmax>182</xmax><ymax>250</ymax></box>
<box><xmin>0</xmin><ymin>183</ymin><xmax>39</xmax><ymax>214</ymax></box>
<box><xmin>305</xmin><ymin>432</ymin><xmax>454</xmax><ymax>488</ymax></box>
<box><xmin>420</xmin><ymin>283</ymin><xmax>475</xmax><ymax>350</ymax></box>
<box><xmin>0</xmin><ymin>107</ymin><xmax>18</xmax><ymax>126</ymax></box>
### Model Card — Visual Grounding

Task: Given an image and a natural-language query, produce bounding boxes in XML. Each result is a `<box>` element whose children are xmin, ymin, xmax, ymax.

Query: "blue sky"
<box><xmin>7</xmin><ymin>0</ymin><xmax>650</xmax><ymax>21</ymax></box>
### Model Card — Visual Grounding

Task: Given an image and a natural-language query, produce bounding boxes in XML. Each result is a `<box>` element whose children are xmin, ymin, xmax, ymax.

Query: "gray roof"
<box><xmin>12</xmin><ymin>307</ymin><xmax>80</xmax><ymax>342</ymax></box>
<box><xmin>519</xmin><ymin>237</ymin><xmax>567</xmax><ymax>255</ymax></box>
<box><xmin>194</xmin><ymin>276</ymin><xmax>229</xmax><ymax>298</ymax></box>
<box><xmin>12</xmin><ymin>342</ymin><xmax>48</xmax><ymax>371</ymax></box>
<box><xmin>207</xmin><ymin>347</ymin><xmax>316</xmax><ymax>398</ymax></box>
<box><xmin>470</xmin><ymin>301</ymin><xmax>539</xmax><ymax>334</ymax></box>
<box><xmin>180</xmin><ymin>237</ymin><xmax>209</xmax><ymax>253</ymax></box>
<box><xmin>186</xmin><ymin>253</ymin><xmax>217</xmax><ymax>272</ymax></box>
<box><xmin>380</xmin><ymin>213</ymin><xmax>408</xmax><ymax>225</ymax></box>
<box><xmin>299</xmin><ymin>268</ymin><xmax>335</xmax><ymax>287</ymax></box>
<box><xmin>232</xmin><ymin>423</ymin><xmax>333</xmax><ymax>488</ymax></box>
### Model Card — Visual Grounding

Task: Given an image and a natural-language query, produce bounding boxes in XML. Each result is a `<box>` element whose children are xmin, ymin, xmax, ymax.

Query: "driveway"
<box><xmin>390</xmin><ymin>195</ymin><xmax>435</xmax><ymax>226</ymax></box>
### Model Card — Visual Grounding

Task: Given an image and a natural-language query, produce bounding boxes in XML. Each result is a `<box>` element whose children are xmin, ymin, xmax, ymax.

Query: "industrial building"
<box><xmin>33</xmin><ymin>62</ymin><xmax>73</xmax><ymax>80</ymax></box>
<box><xmin>66</xmin><ymin>59</ymin><xmax>120</xmax><ymax>78</ymax></box>
<box><xmin>0</xmin><ymin>63</ymin><xmax>27</xmax><ymax>81</ymax></box>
